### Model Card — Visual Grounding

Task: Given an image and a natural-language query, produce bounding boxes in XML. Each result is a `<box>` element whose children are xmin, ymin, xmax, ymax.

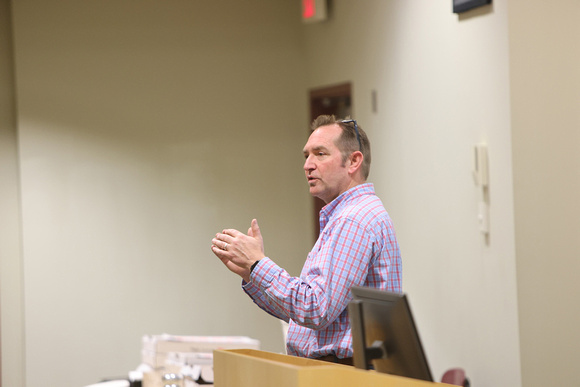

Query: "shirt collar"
<box><xmin>320</xmin><ymin>183</ymin><xmax>375</xmax><ymax>223</ymax></box>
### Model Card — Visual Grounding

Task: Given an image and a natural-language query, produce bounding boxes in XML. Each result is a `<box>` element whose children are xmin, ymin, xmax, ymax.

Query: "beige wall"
<box><xmin>0</xmin><ymin>0</ymin><xmax>25</xmax><ymax>386</ymax></box>
<box><xmin>508</xmin><ymin>1</ymin><xmax>580</xmax><ymax>386</ymax></box>
<box><xmin>8</xmin><ymin>1</ymin><xmax>310</xmax><ymax>386</ymax></box>
<box><xmin>2</xmin><ymin>1</ymin><xmax>579</xmax><ymax>387</ymax></box>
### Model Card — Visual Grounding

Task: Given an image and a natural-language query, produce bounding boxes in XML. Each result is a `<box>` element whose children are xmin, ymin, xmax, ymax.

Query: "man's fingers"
<box><xmin>211</xmin><ymin>237</ymin><xmax>230</xmax><ymax>251</ymax></box>
<box><xmin>222</xmin><ymin>228</ymin><xmax>243</xmax><ymax>237</ymax></box>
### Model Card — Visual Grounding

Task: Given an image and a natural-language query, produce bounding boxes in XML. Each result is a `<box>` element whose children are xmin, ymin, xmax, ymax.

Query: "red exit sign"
<box><xmin>302</xmin><ymin>0</ymin><xmax>327</xmax><ymax>23</ymax></box>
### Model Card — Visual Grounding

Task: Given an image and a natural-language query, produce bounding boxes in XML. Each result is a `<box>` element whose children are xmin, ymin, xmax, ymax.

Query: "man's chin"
<box><xmin>309</xmin><ymin>189</ymin><xmax>325</xmax><ymax>202</ymax></box>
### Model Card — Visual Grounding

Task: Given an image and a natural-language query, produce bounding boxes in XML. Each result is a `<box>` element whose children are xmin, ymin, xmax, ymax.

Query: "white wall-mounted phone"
<box><xmin>473</xmin><ymin>144</ymin><xmax>489</xmax><ymax>187</ymax></box>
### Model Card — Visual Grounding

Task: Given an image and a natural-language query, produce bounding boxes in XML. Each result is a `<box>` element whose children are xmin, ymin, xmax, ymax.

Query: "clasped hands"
<box><xmin>211</xmin><ymin>218</ymin><xmax>265</xmax><ymax>283</ymax></box>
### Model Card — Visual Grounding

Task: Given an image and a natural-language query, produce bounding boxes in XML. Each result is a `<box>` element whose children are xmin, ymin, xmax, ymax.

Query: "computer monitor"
<box><xmin>348</xmin><ymin>286</ymin><xmax>433</xmax><ymax>382</ymax></box>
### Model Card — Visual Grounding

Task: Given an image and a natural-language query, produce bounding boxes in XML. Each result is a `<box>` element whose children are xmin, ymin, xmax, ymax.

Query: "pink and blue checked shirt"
<box><xmin>242</xmin><ymin>183</ymin><xmax>402</xmax><ymax>359</ymax></box>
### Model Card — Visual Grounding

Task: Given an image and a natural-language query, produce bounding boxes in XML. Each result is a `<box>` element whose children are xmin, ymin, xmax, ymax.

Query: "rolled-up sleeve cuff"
<box><xmin>242</xmin><ymin>257</ymin><xmax>277</xmax><ymax>297</ymax></box>
<box><xmin>250</xmin><ymin>257</ymin><xmax>278</xmax><ymax>287</ymax></box>
<box><xmin>242</xmin><ymin>278</ymin><xmax>260</xmax><ymax>296</ymax></box>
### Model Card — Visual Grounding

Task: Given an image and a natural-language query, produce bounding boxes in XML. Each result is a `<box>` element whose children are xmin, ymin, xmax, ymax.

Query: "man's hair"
<box><xmin>311</xmin><ymin>115</ymin><xmax>372</xmax><ymax>179</ymax></box>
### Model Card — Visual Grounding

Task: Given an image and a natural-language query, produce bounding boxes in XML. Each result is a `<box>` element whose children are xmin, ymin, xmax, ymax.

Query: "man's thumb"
<box><xmin>250</xmin><ymin>218</ymin><xmax>262</xmax><ymax>240</ymax></box>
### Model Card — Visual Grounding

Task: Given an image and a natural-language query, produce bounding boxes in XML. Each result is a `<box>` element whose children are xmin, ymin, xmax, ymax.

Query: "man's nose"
<box><xmin>304</xmin><ymin>155</ymin><xmax>315</xmax><ymax>171</ymax></box>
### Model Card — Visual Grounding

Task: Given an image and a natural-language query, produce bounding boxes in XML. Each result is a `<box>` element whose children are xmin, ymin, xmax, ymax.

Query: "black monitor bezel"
<box><xmin>348</xmin><ymin>286</ymin><xmax>433</xmax><ymax>382</ymax></box>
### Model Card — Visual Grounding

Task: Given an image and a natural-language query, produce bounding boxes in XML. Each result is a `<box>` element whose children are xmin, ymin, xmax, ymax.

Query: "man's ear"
<box><xmin>348</xmin><ymin>151</ymin><xmax>364</xmax><ymax>174</ymax></box>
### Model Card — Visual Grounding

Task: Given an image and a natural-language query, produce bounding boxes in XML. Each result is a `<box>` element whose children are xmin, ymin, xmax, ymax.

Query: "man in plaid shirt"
<box><xmin>211</xmin><ymin>115</ymin><xmax>402</xmax><ymax>364</ymax></box>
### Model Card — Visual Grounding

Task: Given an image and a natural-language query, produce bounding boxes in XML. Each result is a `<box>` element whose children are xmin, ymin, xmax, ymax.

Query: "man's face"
<box><xmin>302</xmin><ymin>124</ymin><xmax>351</xmax><ymax>203</ymax></box>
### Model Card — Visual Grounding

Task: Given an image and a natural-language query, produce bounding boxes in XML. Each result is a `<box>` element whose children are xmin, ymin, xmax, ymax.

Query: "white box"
<box><xmin>141</xmin><ymin>334</ymin><xmax>260</xmax><ymax>387</ymax></box>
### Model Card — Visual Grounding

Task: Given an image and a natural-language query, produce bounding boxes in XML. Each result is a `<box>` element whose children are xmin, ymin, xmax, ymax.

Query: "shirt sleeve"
<box><xmin>241</xmin><ymin>260</ymin><xmax>290</xmax><ymax>322</ymax></box>
<box><xmin>247</xmin><ymin>217</ymin><xmax>374</xmax><ymax>331</ymax></box>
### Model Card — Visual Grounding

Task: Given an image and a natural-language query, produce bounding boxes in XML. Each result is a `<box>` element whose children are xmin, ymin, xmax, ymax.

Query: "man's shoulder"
<box><xmin>335</xmin><ymin>193</ymin><xmax>388</xmax><ymax>224</ymax></box>
<box><xmin>324</xmin><ymin>183</ymin><xmax>391</xmax><ymax>228</ymax></box>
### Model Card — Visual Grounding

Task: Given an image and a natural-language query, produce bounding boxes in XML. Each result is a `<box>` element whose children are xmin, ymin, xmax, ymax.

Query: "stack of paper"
<box><xmin>141</xmin><ymin>334</ymin><xmax>260</xmax><ymax>385</ymax></box>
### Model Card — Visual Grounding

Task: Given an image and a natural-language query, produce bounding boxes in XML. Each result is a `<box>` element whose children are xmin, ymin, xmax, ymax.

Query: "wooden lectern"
<box><xmin>214</xmin><ymin>349</ymin><xmax>447</xmax><ymax>387</ymax></box>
